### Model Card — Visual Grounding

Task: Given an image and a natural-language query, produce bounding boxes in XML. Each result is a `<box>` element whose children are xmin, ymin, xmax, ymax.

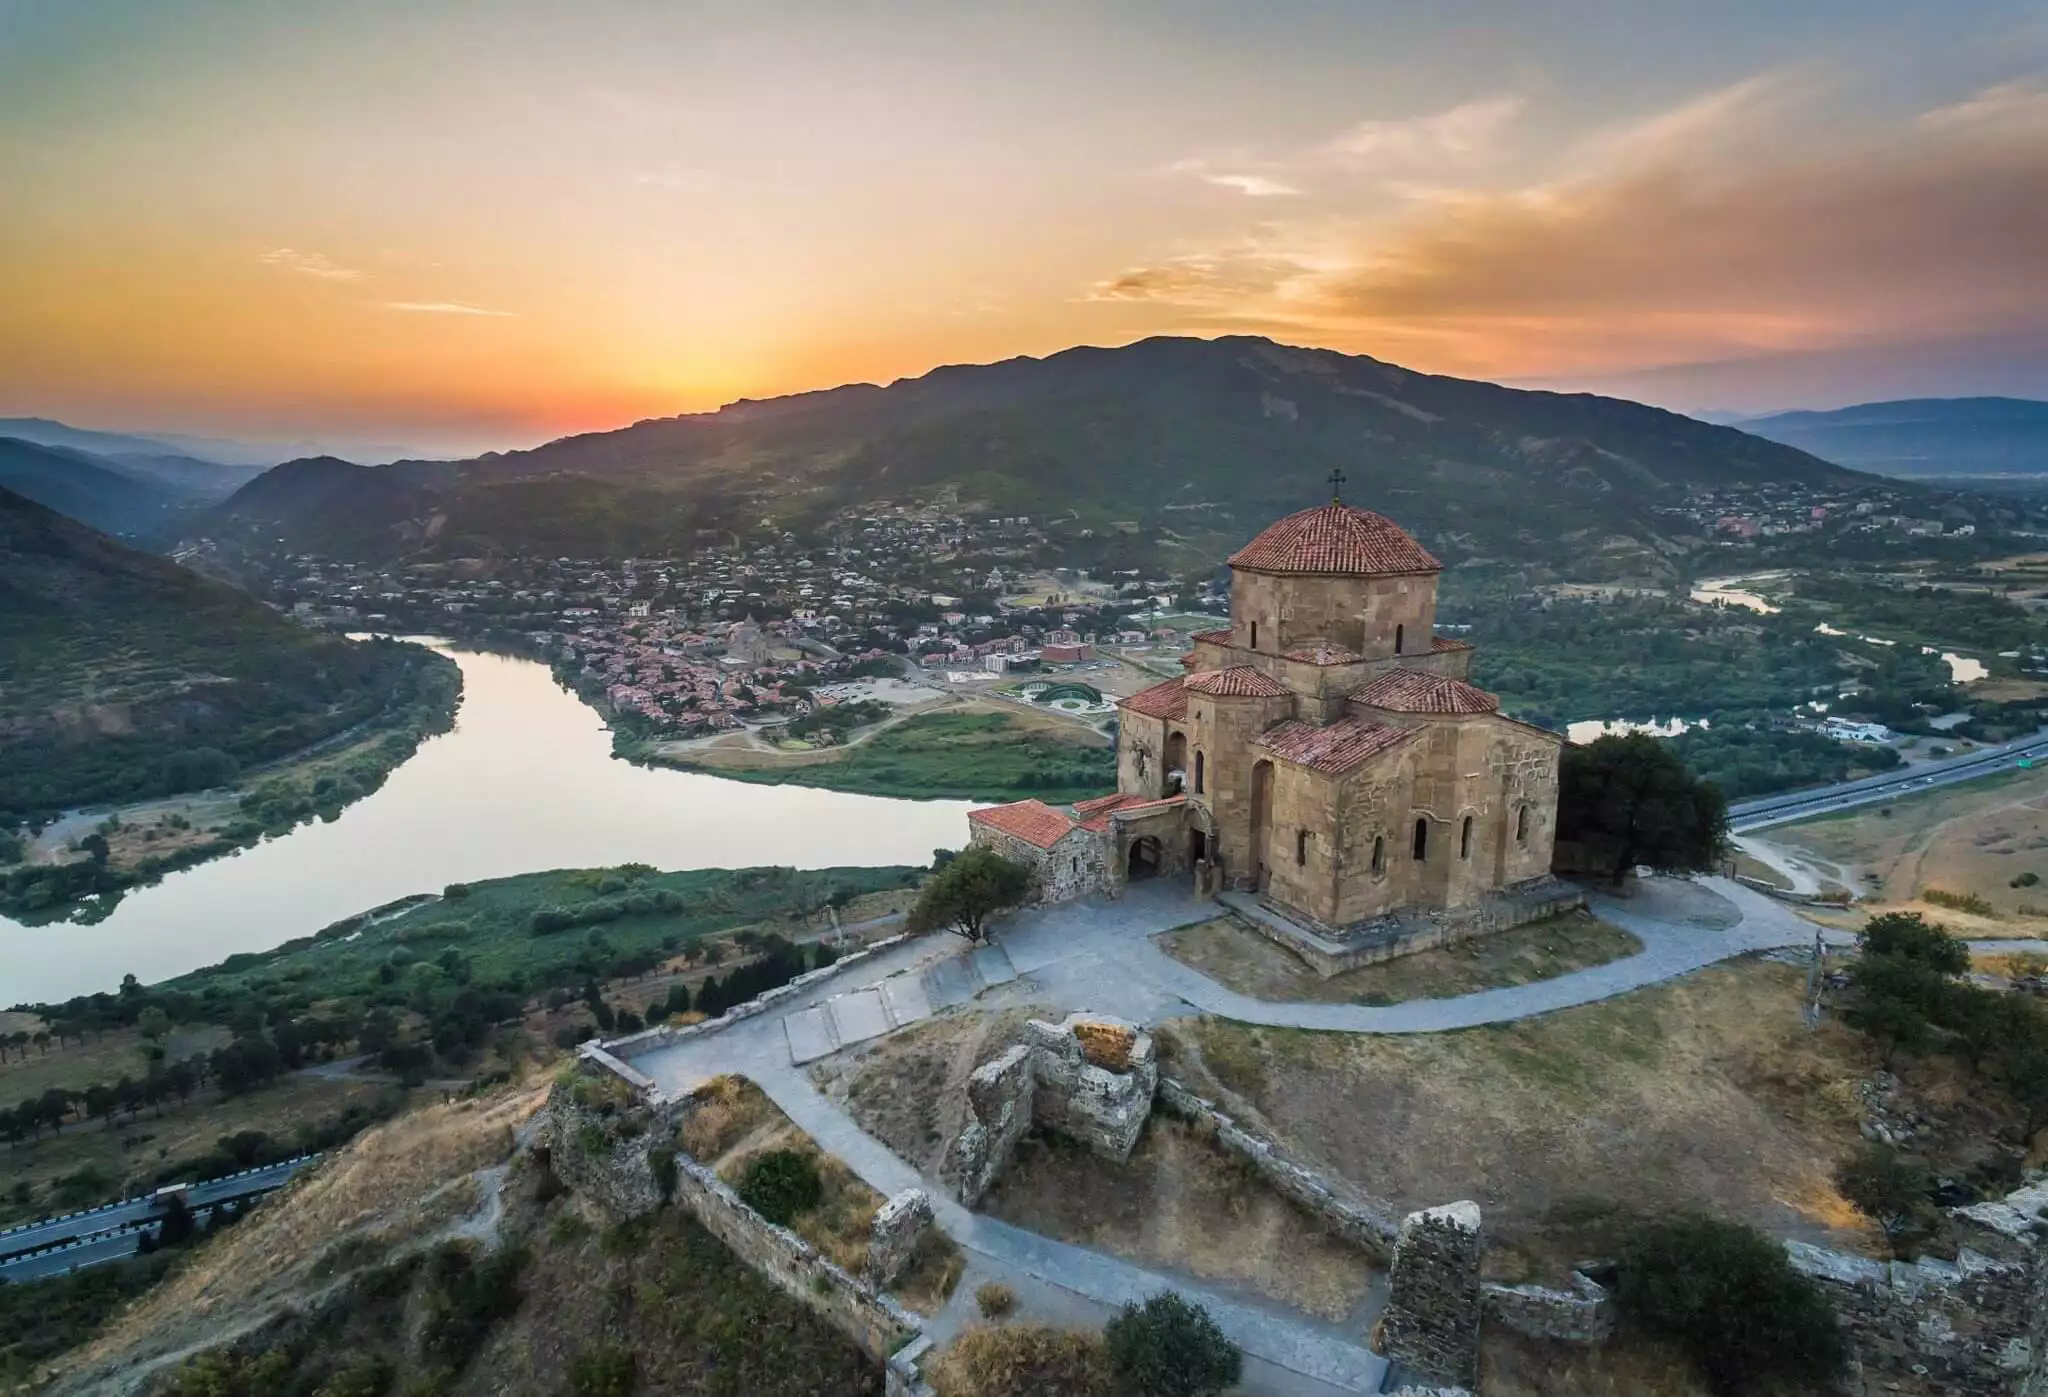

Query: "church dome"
<box><xmin>1227</xmin><ymin>501</ymin><xmax>1441</xmax><ymax>576</ymax></box>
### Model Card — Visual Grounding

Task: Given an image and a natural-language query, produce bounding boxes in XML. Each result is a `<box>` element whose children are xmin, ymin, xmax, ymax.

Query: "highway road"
<box><xmin>1730</xmin><ymin>728</ymin><xmax>2048</xmax><ymax>832</ymax></box>
<box><xmin>0</xmin><ymin>1155</ymin><xmax>316</xmax><ymax>1283</ymax></box>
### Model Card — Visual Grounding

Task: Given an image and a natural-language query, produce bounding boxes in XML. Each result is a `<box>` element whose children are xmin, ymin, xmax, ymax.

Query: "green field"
<box><xmin>655</xmin><ymin>709</ymin><xmax>1117</xmax><ymax>805</ymax></box>
<box><xmin>157</xmin><ymin>863</ymin><xmax>921</xmax><ymax>1009</ymax></box>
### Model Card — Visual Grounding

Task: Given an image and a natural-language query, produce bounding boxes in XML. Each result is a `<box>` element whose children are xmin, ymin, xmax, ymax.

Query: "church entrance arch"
<box><xmin>1250</xmin><ymin>759</ymin><xmax>1274</xmax><ymax>891</ymax></box>
<box><xmin>1126</xmin><ymin>836</ymin><xmax>1163</xmax><ymax>881</ymax></box>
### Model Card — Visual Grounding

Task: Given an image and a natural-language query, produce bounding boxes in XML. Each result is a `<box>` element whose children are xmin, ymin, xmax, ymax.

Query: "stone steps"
<box><xmin>783</xmin><ymin>968</ymin><xmax>942</xmax><ymax>1066</ymax></box>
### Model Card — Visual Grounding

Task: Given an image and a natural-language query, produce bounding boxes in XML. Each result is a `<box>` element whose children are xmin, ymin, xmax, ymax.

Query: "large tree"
<box><xmin>1554</xmin><ymin>733</ymin><xmax>1728</xmax><ymax>882</ymax></box>
<box><xmin>906</xmin><ymin>845</ymin><xmax>1031</xmax><ymax>943</ymax></box>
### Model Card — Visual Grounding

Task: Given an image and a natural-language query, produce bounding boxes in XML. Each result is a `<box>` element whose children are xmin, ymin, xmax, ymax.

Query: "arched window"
<box><xmin>1394</xmin><ymin>623</ymin><xmax>1404</xmax><ymax>655</ymax></box>
<box><xmin>1296</xmin><ymin>829</ymin><xmax>1310</xmax><ymax>866</ymax></box>
<box><xmin>1371</xmin><ymin>836</ymin><xmax>1385</xmax><ymax>876</ymax></box>
<box><xmin>1249</xmin><ymin>621</ymin><xmax>1259</xmax><ymax>650</ymax></box>
<box><xmin>1412</xmin><ymin>817</ymin><xmax>1428</xmax><ymax>862</ymax></box>
<box><xmin>1460</xmin><ymin>815</ymin><xmax>1473</xmax><ymax>859</ymax></box>
<box><xmin>1194</xmin><ymin>750</ymin><xmax>1206</xmax><ymax>795</ymax></box>
<box><xmin>1516</xmin><ymin>805</ymin><xmax>1529</xmax><ymax>844</ymax></box>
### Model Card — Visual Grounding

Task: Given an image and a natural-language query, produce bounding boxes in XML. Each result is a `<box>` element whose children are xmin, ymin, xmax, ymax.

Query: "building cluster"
<box><xmin>1656</xmin><ymin>480</ymin><xmax>1992</xmax><ymax>540</ymax></box>
<box><xmin>248</xmin><ymin>501</ymin><xmax>1209</xmax><ymax>739</ymax></box>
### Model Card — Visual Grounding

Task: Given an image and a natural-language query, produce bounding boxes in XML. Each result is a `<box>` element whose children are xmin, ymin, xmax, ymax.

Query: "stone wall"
<box><xmin>1380</xmin><ymin>1202</ymin><xmax>1485</xmax><ymax>1391</ymax></box>
<box><xmin>941</xmin><ymin>1014</ymin><xmax>1157</xmax><ymax>1205</ymax></box>
<box><xmin>969</xmin><ymin>824</ymin><xmax>1113</xmax><ymax>905</ymax></box>
<box><xmin>542</xmin><ymin>1069</ymin><xmax>923</xmax><ymax>1372</ymax></box>
<box><xmin>1156</xmin><ymin>1075</ymin><xmax>1400</xmax><ymax>1259</ymax></box>
<box><xmin>864</xmin><ymin>1189</ymin><xmax>934</xmax><ymax>1289</ymax></box>
<box><xmin>1480</xmin><ymin>1273</ymin><xmax>1615</xmax><ymax>1344</ymax></box>
<box><xmin>1233</xmin><ymin>877</ymin><xmax>1586</xmax><ymax>979</ymax></box>
<box><xmin>599</xmin><ymin>932</ymin><xmax>913</xmax><ymax>1064</ymax></box>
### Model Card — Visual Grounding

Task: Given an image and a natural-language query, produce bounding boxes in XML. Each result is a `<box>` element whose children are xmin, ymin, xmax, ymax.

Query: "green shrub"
<box><xmin>1923</xmin><ymin>888</ymin><xmax>1995</xmax><ymax>916</ymax></box>
<box><xmin>312</xmin><ymin>1358</ymin><xmax>396</xmax><ymax>1397</ymax></box>
<box><xmin>2013</xmin><ymin>872</ymin><xmax>2041</xmax><ymax>889</ymax></box>
<box><xmin>1103</xmin><ymin>1292</ymin><xmax>1241</xmax><ymax>1397</ymax></box>
<box><xmin>1617</xmin><ymin>1213</ymin><xmax>1846</xmax><ymax>1395</ymax></box>
<box><xmin>418</xmin><ymin>1242</ymin><xmax>528</xmax><ymax>1373</ymax></box>
<box><xmin>736</xmin><ymin>1149</ymin><xmax>823</xmax><ymax>1226</ymax></box>
<box><xmin>567</xmin><ymin>1342</ymin><xmax>636</xmax><ymax>1397</ymax></box>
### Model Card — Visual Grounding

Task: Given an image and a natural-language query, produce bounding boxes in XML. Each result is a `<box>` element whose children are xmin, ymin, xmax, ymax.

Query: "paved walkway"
<box><xmin>627</xmin><ymin>872</ymin><xmax>1868</xmax><ymax>1394</ymax></box>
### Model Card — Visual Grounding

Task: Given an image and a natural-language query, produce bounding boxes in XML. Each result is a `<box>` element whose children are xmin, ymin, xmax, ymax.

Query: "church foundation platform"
<box><xmin>1219</xmin><ymin>875</ymin><xmax>1588</xmax><ymax>978</ymax></box>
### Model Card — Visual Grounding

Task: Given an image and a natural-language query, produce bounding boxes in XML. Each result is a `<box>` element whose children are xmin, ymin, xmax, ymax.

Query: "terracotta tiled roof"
<box><xmin>1255</xmin><ymin>716</ymin><xmax>1414</xmax><ymax>774</ymax></box>
<box><xmin>1119</xmin><ymin>676</ymin><xmax>1189</xmax><ymax>720</ymax></box>
<box><xmin>968</xmin><ymin>799</ymin><xmax>1079</xmax><ymax>849</ymax></box>
<box><xmin>1227</xmin><ymin>502</ymin><xmax>1441</xmax><ymax>576</ymax></box>
<box><xmin>1284</xmin><ymin>644</ymin><xmax>1366</xmax><ymax>666</ymax></box>
<box><xmin>1430</xmin><ymin>636</ymin><xmax>1473</xmax><ymax>653</ymax></box>
<box><xmin>1191</xmin><ymin>628</ymin><xmax>1233</xmax><ymax>645</ymax></box>
<box><xmin>1351</xmin><ymin>669</ymin><xmax>1499</xmax><ymax>715</ymax></box>
<box><xmin>1184</xmin><ymin>666</ymin><xmax>1290</xmax><ymax>698</ymax></box>
<box><xmin>1074</xmin><ymin>792</ymin><xmax>1186</xmax><ymax>832</ymax></box>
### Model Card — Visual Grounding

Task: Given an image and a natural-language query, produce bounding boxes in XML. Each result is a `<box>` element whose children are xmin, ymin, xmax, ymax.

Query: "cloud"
<box><xmin>1089</xmin><ymin>76</ymin><xmax>2048</xmax><ymax>383</ymax></box>
<box><xmin>383</xmin><ymin>301</ymin><xmax>518</xmax><ymax>317</ymax></box>
<box><xmin>1202</xmin><ymin>172</ymin><xmax>1302</xmax><ymax>198</ymax></box>
<box><xmin>1324</xmin><ymin>95</ymin><xmax>1523</xmax><ymax>170</ymax></box>
<box><xmin>258</xmin><ymin>248</ymin><xmax>365</xmax><ymax>282</ymax></box>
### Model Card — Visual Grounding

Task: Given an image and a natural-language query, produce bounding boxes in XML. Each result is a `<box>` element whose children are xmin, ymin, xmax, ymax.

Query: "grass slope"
<box><xmin>0</xmin><ymin>485</ymin><xmax>459</xmax><ymax>826</ymax></box>
<box><xmin>650</xmin><ymin>709</ymin><xmax>1116</xmax><ymax>804</ymax></box>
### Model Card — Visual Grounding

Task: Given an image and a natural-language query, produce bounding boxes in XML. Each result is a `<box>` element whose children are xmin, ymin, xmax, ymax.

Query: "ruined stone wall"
<box><xmin>1156</xmin><ymin>1076</ymin><xmax>1399</xmax><ymax>1259</ymax></box>
<box><xmin>941</xmin><ymin>1015</ymin><xmax>1157</xmax><ymax>1205</ymax></box>
<box><xmin>543</xmin><ymin>1072</ymin><xmax>923</xmax><ymax>1370</ymax></box>
<box><xmin>1480</xmin><ymin>1275</ymin><xmax>1615</xmax><ymax>1344</ymax></box>
<box><xmin>1380</xmin><ymin>1202</ymin><xmax>1485</xmax><ymax>1391</ymax></box>
<box><xmin>864</xmin><ymin>1189</ymin><xmax>934</xmax><ymax>1289</ymax></box>
<box><xmin>1788</xmin><ymin>1232</ymin><xmax>2041</xmax><ymax>1396</ymax></box>
<box><xmin>941</xmin><ymin>1044</ymin><xmax>1034</xmax><ymax>1206</ymax></box>
<box><xmin>1020</xmin><ymin>1016</ymin><xmax>1156</xmax><ymax>1162</ymax></box>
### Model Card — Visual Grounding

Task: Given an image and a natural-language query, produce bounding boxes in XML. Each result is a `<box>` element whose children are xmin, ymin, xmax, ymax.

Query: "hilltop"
<box><xmin>1737</xmin><ymin>397</ymin><xmax>2048</xmax><ymax>479</ymax></box>
<box><xmin>206</xmin><ymin>335</ymin><xmax>1869</xmax><ymax>569</ymax></box>
<box><xmin>0</xmin><ymin>486</ymin><xmax>455</xmax><ymax>827</ymax></box>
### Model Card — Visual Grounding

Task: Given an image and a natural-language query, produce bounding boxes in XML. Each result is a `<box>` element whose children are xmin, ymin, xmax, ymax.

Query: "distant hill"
<box><xmin>0</xmin><ymin>437</ymin><xmax>196</xmax><ymax>536</ymax></box>
<box><xmin>0</xmin><ymin>486</ymin><xmax>444</xmax><ymax>823</ymax></box>
<box><xmin>209</xmin><ymin>335</ymin><xmax>1871</xmax><ymax>568</ymax></box>
<box><xmin>1738</xmin><ymin>398</ymin><xmax>2048</xmax><ymax>478</ymax></box>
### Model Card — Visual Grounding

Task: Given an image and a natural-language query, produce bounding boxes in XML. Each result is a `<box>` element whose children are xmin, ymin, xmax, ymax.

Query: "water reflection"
<box><xmin>2</xmin><ymin>648</ymin><xmax>973</xmax><ymax>1002</ymax></box>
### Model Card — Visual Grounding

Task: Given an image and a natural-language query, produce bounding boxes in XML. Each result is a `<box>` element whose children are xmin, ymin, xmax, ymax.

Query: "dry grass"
<box><xmin>697</xmin><ymin>1074</ymin><xmax>964</xmax><ymax>1307</ymax></box>
<box><xmin>4</xmin><ymin>1076</ymin><xmax>385</xmax><ymax>1226</ymax></box>
<box><xmin>1167</xmin><ymin>958</ymin><xmax>1883</xmax><ymax>1279</ymax></box>
<box><xmin>982</xmin><ymin>1116</ymin><xmax>1380</xmax><ymax>1321</ymax></box>
<box><xmin>0</xmin><ymin>1023</ymin><xmax>230</xmax><ymax>1099</ymax></box>
<box><xmin>675</xmin><ymin>1074</ymin><xmax>779</xmax><ymax>1164</ymax></box>
<box><xmin>45</xmin><ymin>1087</ymin><xmax>541</xmax><ymax>1395</ymax></box>
<box><xmin>1483</xmin><ymin>1328</ymin><xmax>1710</xmax><ymax>1397</ymax></box>
<box><xmin>1156</xmin><ymin>910</ymin><xmax>1642</xmax><ymax>1006</ymax></box>
<box><xmin>817</xmin><ymin>1005</ymin><xmax>1045</xmax><ymax>1175</ymax></box>
<box><xmin>1778</xmin><ymin>767</ymin><xmax>2048</xmax><ymax>935</ymax></box>
<box><xmin>928</xmin><ymin>1323</ymin><xmax>1110</xmax><ymax>1397</ymax></box>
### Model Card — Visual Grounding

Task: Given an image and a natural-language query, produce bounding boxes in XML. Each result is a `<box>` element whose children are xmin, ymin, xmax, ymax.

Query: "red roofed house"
<box><xmin>965</xmin><ymin>492</ymin><xmax>1572</xmax><ymax>967</ymax></box>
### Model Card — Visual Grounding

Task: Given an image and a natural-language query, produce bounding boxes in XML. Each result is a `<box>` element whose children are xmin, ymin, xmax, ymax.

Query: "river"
<box><xmin>1</xmin><ymin>647</ymin><xmax>975</xmax><ymax>1004</ymax></box>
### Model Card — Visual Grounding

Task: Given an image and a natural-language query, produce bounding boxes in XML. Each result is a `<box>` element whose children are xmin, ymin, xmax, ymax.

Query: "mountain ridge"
<box><xmin>1737</xmin><ymin>397</ymin><xmax>2048</xmax><ymax>478</ymax></box>
<box><xmin>207</xmin><ymin>335</ymin><xmax>1874</xmax><ymax>567</ymax></box>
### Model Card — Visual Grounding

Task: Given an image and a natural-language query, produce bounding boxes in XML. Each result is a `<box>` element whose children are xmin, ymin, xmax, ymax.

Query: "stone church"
<box><xmin>968</xmin><ymin>493</ymin><xmax>1576</xmax><ymax>969</ymax></box>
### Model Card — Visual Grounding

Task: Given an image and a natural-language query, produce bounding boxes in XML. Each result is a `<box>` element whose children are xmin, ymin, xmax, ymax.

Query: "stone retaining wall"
<box><xmin>598</xmin><ymin>933</ymin><xmax>914</xmax><ymax>1062</ymax></box>
<box><xmin>543</xmin><ymin>1067</ymin><xmax>924</xmax><ymax>1375</ymax></box>
<box><xmin>1230</xmin><ymin>877</ymin><xmax>1586</xmax><ymax>978</ymax></box>
<box><xmin>1479</xmin><ymin>1274</ymin><xmax>1614</xmax><ymax>1344</ymax></box>
<box><xmin>1155</xmin><ymin>1076</ymin><xmax>1400</xmax><ymax>1260</ymax></box>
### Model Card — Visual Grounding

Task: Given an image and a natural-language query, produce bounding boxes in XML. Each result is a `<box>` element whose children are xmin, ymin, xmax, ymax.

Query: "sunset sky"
<box><xmin>2</xmin><ymin>0</ymin><xmax>2044</xmax><ymax>456</ymax></box>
